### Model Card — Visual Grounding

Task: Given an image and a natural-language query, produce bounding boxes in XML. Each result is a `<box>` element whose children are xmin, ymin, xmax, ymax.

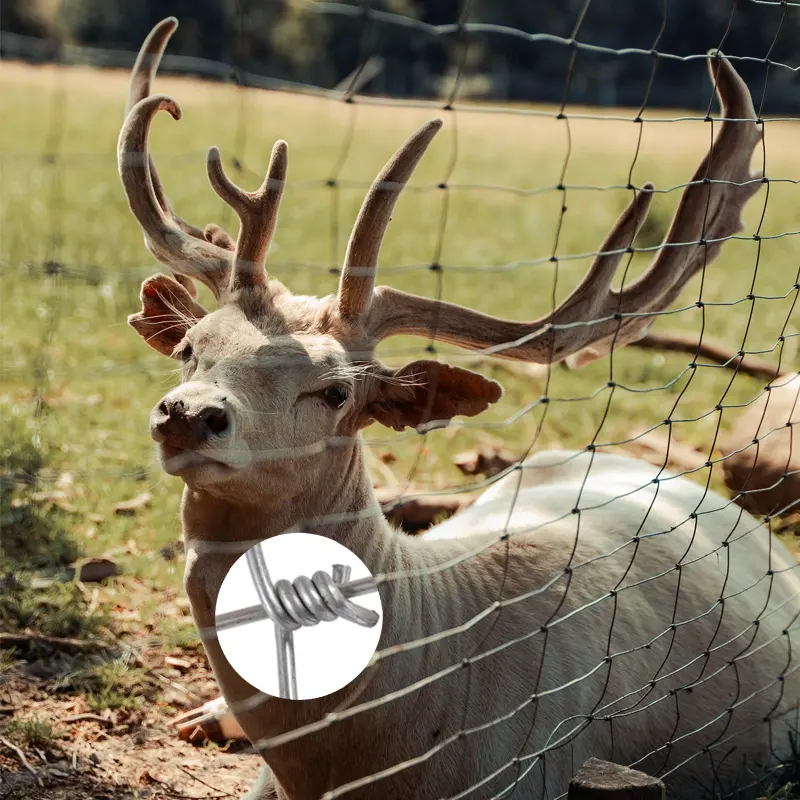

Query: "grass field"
<box><xmin>1</xmin><ymin>61</ymin><xmax>799</xmax><ymax>796</ymax></box>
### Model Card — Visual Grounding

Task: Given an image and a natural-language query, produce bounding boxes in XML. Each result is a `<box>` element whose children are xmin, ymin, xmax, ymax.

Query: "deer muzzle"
<box><xmin>150</xmin><ymin>387</ymin><xmax>232</xmax><ymax>453</ymax></box>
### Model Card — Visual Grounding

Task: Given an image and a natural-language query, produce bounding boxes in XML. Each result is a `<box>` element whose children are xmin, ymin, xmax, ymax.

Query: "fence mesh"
<box><xmin>2</xmin><ymin>1</ymin><xmax>800</xmax><ymax>798</ymax></box>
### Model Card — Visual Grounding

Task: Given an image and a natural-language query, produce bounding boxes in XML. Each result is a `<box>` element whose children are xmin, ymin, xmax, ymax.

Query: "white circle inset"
<box><xmin>215</xmin><ymin>533</ymin><xmax>383</xmax><ymax>700</ymax></box>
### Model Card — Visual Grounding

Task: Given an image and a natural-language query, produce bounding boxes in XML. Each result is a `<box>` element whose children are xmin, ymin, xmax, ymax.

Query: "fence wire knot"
<box><xmin>216</xmin><ymin>542</ymin><xmax>379</xmax><ymax>699</ymax></box>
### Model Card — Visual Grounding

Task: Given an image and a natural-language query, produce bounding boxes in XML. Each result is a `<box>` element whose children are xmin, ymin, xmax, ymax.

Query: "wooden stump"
<box><xmin>568</xmin><ymin>758</ymin><xmax>665</xmax><ymax>799</ymax></box>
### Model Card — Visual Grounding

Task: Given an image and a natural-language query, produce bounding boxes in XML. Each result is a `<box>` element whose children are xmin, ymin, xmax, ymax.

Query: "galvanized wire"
<box><xmin>225</xmin><ymin>542</ymin><xmax>379</xmax><ymax>699</ymax></box>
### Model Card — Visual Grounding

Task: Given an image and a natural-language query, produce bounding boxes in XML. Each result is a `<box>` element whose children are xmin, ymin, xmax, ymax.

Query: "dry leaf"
<box><xmin>138</xmin><ymin>768</ymin><xmax>159</xmax><ymax>785</ymax></box>
<box><xmin>114</xmin><ymin>492</ymin><xmax>152</xmax><ymax>515</ymax></box>
<box><xmin>376</xmin><ymin>488</ymin><xmax>475</xmax><ymax>532</ymax></box>
<box><xmin>164</xmin><ymin>655</ymin><xmax>192</xmax><ymax>672</ymax></box>
<box><xmin>66</xmin><ymin>557</ymin><xmax>120</xmax><ymax>583</ymax></box>
<box><xmin>453</xmin><ymin>448</ymin><xmax>516</xmax><ymax>477</ymax></box>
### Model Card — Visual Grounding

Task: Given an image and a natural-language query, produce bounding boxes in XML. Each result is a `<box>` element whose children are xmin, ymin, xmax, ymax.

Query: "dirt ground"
<box><xmin>0</xmin><ymin>652</ymin><xmax>263</xmax><ymax>800</ymax></box>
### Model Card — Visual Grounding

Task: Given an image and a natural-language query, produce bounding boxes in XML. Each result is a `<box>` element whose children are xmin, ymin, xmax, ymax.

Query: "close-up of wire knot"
<box><xmin>249</xmin><ymin>547</ymin><xmax>380</xmax><ymax>631</ymax></box>
<box><xmin>214</xmin><ymin>540</ymin><xmax>380</xmax><ymax>699</ymax></box>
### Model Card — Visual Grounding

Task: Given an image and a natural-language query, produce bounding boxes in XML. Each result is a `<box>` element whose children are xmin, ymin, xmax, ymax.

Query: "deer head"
<box><xmin>120</xmin><ymin>18</ymin><xmax>763</xmax><ymax>500</ymax></box>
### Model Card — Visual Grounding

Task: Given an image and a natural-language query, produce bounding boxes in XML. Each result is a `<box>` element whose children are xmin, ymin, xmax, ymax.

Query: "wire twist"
<box><xmin>230</xmin><ymin>542</ymin><xmax>379</xmax><ymax>699</ymax></box>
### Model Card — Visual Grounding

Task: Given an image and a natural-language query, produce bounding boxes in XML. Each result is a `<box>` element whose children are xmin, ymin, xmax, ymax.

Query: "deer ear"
<box><xmin>128</xmin><ymin>274</ymin><xmax>208</xmax><ymax>357</ymax></box>
<box><xmin>360</xmin><ymin>361</ymin><xmax>502</xmax><ymax>432</ymax></box>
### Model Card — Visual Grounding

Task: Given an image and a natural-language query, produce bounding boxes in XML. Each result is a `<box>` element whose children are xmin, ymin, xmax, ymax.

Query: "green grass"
<box><xmin>0</xmin><ymin>417</ymin><xmax>110</xmax><ymax>643</ymax></box>
<box><xmin>58</xmin><ymin>657</ymin><xmax>150</xmax><ymax>711</ymax></box>
<box><xmin>0</xmin><ymin>417</ymin><xmax>79</xmax><ymax>570</ymax></box>
<box><xmin>0</xmin><ymin>58</ymin><xmax>799</xmax><ymax>800</ymax></box>
<box><xmin>0</xmin><ymin>649</ymin><xmax>21</xmax><ymax>673</ymax></box>
<box><xmin>0</xmin><ymin>579</ymin><xmax>108</xmax><ymax>640</ymax></box>
<box><xmin>1</xmin><ymin>62</ymin><xmax>798</xmax><ymax>605</ymax></box>
<box><xmin>5</xmin><ymin>715</ymin><xmax>63</xmax><ymax>749</ymax></box>
<box><xmin>156</xmin><ymin>616</ymin><xmax>201</xmax><ymax>651</ymax></box>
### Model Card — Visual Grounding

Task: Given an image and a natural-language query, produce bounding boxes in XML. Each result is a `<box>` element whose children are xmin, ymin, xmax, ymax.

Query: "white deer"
<box><xmin>120</xmin><ymin>18</ymin><xmax>799</xmax><ymax>800</ymax></box>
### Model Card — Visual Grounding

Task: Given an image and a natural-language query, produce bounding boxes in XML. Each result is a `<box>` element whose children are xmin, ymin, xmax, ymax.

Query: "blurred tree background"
<box><xmin>2</xmin><ymin>0</ymin><xmax>800</xmax><ymax>110</ymax></box>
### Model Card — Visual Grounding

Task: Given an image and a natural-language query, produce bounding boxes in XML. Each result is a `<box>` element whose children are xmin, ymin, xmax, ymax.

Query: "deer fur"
<box><xmin>119</xmin><ymin>18</ymin><xmax>799</xmax><ymax>800</ymax></box>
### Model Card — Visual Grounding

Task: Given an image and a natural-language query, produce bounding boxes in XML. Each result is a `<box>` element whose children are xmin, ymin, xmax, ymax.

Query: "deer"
<box><xmin>119</xmin><ymin>18</ymin><xmax>799</xmax><ymax>800</ymax></box>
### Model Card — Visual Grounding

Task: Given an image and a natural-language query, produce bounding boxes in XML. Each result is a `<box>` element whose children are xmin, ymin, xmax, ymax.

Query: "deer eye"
<box><xmin>321</xmin><ymin>384</ymin><xmax>350</xmax><ymax>410</ymax></box>
<box><xmin>180</xmin><ymin>343</ymin><xmax>194</xmax><ymax>363</ymax></box>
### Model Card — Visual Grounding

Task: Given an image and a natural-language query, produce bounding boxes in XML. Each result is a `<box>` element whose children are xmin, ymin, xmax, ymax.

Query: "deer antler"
<box><xmin>121</xmin><ymin>17</ymin><xmax>235</xmax><ymax>299</ymax></box>
<box><xmin>337</xmin><ymin>119</ymin><xmax>443</xmax><ymax>322</ymax></box>
<box><xmin>118</xmin><ymin>17</ymin><xmax>285</xmax><ymax>300</ymax></box>
<box><xmin>125</xmin><ymin>18</ymin><xmax>214</xmax><ymax>247</ymax></box>
<box><xmin>207</xmin><ymin>142</ymin><xmax>287</xmax><ymax>292</ymax></box>
<box><xmin>351</xmin><ymin>53</ymin><xmax>762</xmax><ymax>365</ymax></box>
<box><xmin>118</xmin><ymin>95</ymin><xmax>231</xmax><ymax>299</ymax></box>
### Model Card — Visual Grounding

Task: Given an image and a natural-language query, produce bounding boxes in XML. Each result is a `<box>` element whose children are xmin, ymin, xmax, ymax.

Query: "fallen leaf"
<box><xmin>164</xmin><ymin>655</ymin><xmax>192</xmax><ymax>672</ymax></box>
<box><xmin>139</xmin><ymin>768</ymin><xmax>158</xmax><ymax>785</ymax></box>
<box><xmin>453</xmin><ymin>448</ymin><xmax>515</xmax><ymax>477</ymax></box>
<box><xmin>114</xmin><ymin>492</ymin><xmax>152</xmax><ymax>515</ymax></box>
<box><xmin>376</xmin><ymin>488</ymin><xmax>475</xmax><ymax>533</ymax></box>
<box><xmin>66</xmin><ymin>557</ymin><xmax>120</xmax><ymax>583</ymax></box>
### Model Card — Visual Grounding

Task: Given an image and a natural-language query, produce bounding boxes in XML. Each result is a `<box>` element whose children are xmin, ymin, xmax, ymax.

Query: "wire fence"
<box><xmin>2</xmin><ymin>1</ymin><xmax>800</xmax><ymax>798</ymax></box>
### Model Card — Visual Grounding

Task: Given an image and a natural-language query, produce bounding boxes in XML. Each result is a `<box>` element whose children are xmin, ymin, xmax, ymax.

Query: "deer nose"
<box><xmin>198</xmin><ymin>404</ymin><xmax>229</xmax><ymax>436</ymax></box>
<box><xmin>151</xmin><ymin>396</ymin><xmax>231</xmax><ymax>447</ymax></box>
